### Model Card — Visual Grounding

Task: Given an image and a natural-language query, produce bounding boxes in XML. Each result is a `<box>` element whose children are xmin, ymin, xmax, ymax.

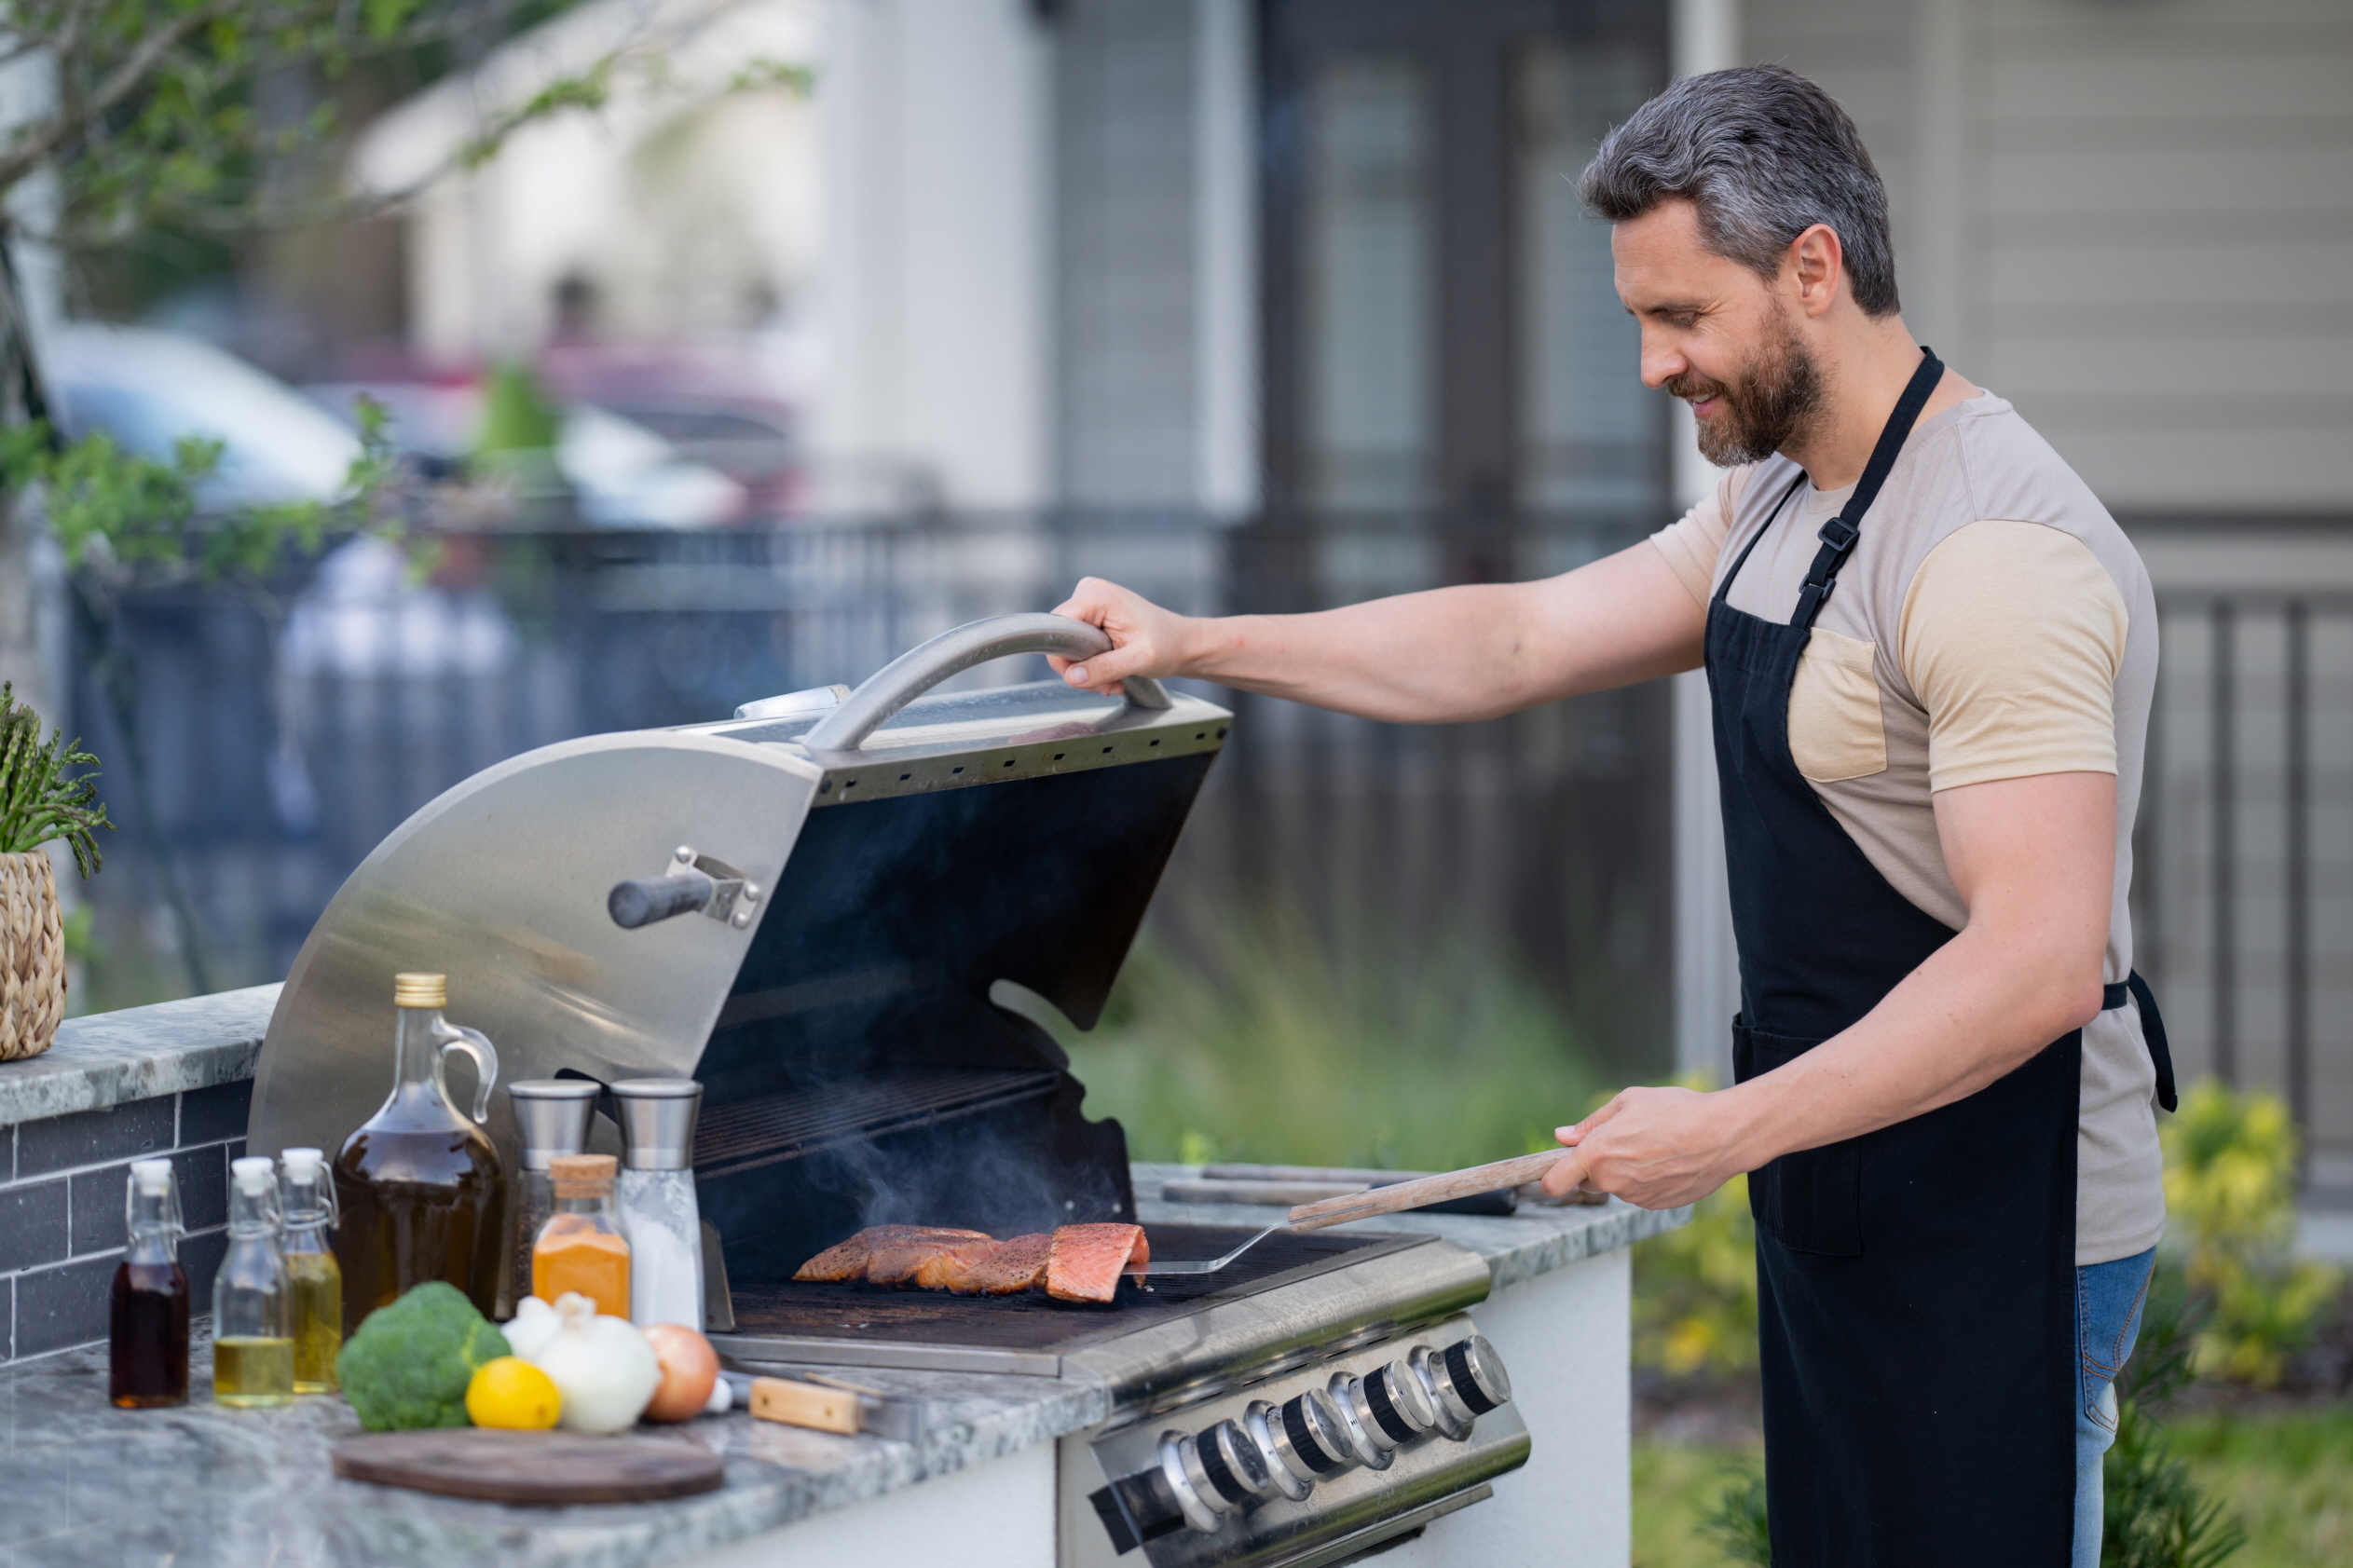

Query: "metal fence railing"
<box><xmin>2138</xmin><ymin>589</ymin><xmax>2353</xmax><ymax>1194</ymax></box>
<box><xmin>65</xmin><ymin>511</ymin><xmax>1677</xmax><ymax>1078</ymax></box>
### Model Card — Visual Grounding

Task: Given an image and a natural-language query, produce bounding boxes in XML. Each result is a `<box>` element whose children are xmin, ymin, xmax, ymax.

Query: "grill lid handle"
<box><xmin>801</xmin><ymin>613</ymin><xmax>1172</xmax><ymax>752</ymax></box>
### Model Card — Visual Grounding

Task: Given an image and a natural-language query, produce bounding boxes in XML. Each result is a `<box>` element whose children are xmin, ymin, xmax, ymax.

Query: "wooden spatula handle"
<box><xmin>748</xmin><ymin>1376</ymin><xmax>861</xmax><ymax>1435</ymax></box>
<box><xmin>1287</xmin><ymin>1149</ymin><xmax>1578</xmax><ymax>1231</ymax></box>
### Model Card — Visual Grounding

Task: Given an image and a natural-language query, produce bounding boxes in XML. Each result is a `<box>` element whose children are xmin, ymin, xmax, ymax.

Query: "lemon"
<box><xmin>466</xmin><ymin>1357</ymin><xmax>561</xmax><ymax>1430</ymax></box>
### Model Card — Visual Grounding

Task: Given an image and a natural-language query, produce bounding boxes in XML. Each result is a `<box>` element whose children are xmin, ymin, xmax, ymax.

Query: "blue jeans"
<box><xmin>2074</xmin><ymin>1247</ymin><xmax>2157</xmax><ymax>1566</ymax></box>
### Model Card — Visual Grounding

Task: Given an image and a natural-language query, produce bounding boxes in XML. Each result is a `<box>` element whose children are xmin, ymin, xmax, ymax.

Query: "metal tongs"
<box><xmin>1139</xmin><ymin>1148</ymin><xmax>1581</xmax><ymax>1276</ymax></box>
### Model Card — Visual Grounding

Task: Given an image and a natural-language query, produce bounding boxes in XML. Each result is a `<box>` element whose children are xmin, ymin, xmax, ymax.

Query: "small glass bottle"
<box><xmin>110</xmin><ymin>1158</ymin><xmax>189</xmax><ymax>1408</ymax></box>
<box><xmin>280</xmin><ymin>1148</ymin><xmax>343</xmax><ymax>1393</ymax></box>
<box><xmin>214</xmin><ymin>1156</ymin><xmax>294</xmax><ymax>1408</ymax></box>
<box><xmin>533</xmin><ymin>1154</ymin><xmax>630</xmax><ymax>1318</ymax></box>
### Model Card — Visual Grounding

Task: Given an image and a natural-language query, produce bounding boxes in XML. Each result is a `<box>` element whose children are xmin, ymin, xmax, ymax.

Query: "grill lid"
<box><xmin>247</xmin><ymin>616</ymin><xmax>1231</xmax><ymax>1222</ymax></box>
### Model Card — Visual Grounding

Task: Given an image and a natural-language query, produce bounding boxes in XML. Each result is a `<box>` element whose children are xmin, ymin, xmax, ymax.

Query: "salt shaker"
<box><xmin>610</xmin><ymin>1079</ymin><xmax>705</xmax><ymax>1329</ymax></box>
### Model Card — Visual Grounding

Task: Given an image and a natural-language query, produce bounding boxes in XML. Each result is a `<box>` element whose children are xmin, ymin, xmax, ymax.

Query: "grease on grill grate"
<box><xmin>692</xmin><ymin>1069</ymin><xmax>1064</xmax><ymax>1180</ymax></box>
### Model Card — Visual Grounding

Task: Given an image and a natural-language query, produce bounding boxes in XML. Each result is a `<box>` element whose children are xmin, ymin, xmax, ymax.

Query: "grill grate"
<box><xmin>692</xmin><ymin>1069</ymin><xmax>1063</xmax><ymax>1181</ymax></box>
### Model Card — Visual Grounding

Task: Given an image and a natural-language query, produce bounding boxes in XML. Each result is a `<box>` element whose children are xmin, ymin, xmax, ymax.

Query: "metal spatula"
<box><xmin>1139</xmin><ymin>1148</ymin><xmax>1581</xmax><ymax>1276</ymax></box>
<box><xmin>1135</xmin><ymin>1221</ymin><xmax>1289</xmax><ymax>1276</ymax></box>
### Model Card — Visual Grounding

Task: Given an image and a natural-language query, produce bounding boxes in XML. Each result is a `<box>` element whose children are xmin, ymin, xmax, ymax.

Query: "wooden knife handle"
<box><xmin>1287</xmin><ymin>1149</ymin><xmax>1577</xmax><ymax>1231</ymax></box>
<box><xmin>748</xmin><ymin>1376</ymin><xmax>861</xmax><ymax>1435</ymax></box>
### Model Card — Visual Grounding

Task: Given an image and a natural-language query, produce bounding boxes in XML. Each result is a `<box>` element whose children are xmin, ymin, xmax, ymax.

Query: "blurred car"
<box><xmin>44</xmin><ymin>323</ymin><xmax>363</xmax><ymax>508</ymax></box>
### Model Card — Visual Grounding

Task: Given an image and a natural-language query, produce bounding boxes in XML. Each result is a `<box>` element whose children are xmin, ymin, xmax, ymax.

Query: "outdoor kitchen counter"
<box><xmin>0</xmin><ymin>1152</ymin><xmax>1676</xmax><ymax>1566</ymax></box>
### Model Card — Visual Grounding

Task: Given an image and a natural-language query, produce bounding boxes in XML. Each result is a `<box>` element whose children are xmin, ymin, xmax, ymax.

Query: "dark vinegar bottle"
<box><xmin>110</xmin><ymin>1158</ymin><xmax>189</xmax><ymax>1408</ymax></box>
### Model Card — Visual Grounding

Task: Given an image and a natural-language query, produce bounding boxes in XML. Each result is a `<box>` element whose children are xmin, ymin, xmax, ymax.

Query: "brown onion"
<box><xmin>640</xmin><ymin>1323</ymin><xmax>720</xmax><ymax>1423</ymax></box>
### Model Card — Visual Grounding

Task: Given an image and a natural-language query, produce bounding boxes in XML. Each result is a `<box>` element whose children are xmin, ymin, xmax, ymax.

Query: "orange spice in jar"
<box><xmin>532</xmin><ymin>1154</ymin><xmax>630</xmax><ymax>1318</ymax></box>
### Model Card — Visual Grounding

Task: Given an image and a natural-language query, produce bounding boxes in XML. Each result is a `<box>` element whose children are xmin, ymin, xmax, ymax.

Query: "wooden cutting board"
<box><xmin>333</xmin><ymin>1429</ymin><xmax>726</xmax><ymax>1505</ymax></box>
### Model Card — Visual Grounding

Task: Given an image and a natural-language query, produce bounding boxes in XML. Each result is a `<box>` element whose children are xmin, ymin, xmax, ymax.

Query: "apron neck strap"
<box><xmin>1788</xmin><ymin>347</ymin><xmax>1946</xmax><ymax>630</ymax></box>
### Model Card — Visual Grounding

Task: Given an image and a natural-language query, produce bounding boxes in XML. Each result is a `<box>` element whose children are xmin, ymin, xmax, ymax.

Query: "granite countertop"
<box><xmin>0</xmin><ymin>1168</ymin><xmax>1681</xmax><ymax>1567</ymax></box>
<box><xmin>0</xmin><ymin>987</ymin><xmax>280</xmax><ymax>1128</ymax></box>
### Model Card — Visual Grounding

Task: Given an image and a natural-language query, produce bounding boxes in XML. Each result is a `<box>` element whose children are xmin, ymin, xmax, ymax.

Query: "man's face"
<box><xmin>1612</xmin><ymin>198</ymin><xmax>1822</xmax><ymax>467</ymax></box>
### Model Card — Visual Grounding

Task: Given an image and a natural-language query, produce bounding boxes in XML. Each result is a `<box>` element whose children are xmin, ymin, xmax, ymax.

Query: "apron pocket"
<box><xmin>1732</xmin><ymin>1020</ymin><xmax>1865</xmax><ymax>1257</ymax></box>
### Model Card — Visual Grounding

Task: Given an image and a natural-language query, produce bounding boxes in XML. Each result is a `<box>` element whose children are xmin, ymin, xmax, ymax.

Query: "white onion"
<box><xmin>521</xmin><ymin>1292</ymin><xmax>662</xmax><ymax>1433</ymax></box>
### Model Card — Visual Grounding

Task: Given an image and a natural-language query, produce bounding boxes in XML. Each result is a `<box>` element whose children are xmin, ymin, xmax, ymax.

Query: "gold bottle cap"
<box><xmin>548</xmin><ymin>1152</ymin><xmax>618</xmax><ymax>1198</ymax></box>
<box><xmin>393</xmin><ymin>973</ymin><xmax>447</xmax><ymax>1008</ymax></box>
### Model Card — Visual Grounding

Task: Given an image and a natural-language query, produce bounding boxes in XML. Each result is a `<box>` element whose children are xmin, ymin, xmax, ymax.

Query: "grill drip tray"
<box><xmin>714</xmin><ymin>1225</ymin><xmax>1428</xmax><ymax>1377</ymax></box>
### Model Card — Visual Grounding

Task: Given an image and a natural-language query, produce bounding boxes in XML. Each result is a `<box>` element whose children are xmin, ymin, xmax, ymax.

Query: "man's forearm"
<box><xmin>1713</xmin><ymin>915</ymin><xmax>2105</xmax><ymax>1168</ymax></box>
<box><xmin>1167</xmin><ymin>543</ymin><xmax>1703</xmax><ymax>724</ymax></box>
<box><xmin>1176</xmin><ymin>586</ymin><xmax>1548</xmax><ymax>723</ymax></box>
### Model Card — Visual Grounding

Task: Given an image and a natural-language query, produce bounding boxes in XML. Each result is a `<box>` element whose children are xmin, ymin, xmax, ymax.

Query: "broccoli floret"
<box><xmin>335</xmin><ymin>1281</ymin><xmax>511</xmax><ymax>1432</ymax></box>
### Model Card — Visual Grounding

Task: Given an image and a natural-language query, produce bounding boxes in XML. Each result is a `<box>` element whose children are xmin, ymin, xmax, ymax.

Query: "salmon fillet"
<box><xmin>954</xmin><ymin>1233</ymin><xmax>1055</xmax><ymax>1295</ymax></box>
<box><xmin>911</xmin><ymin>1237</ymin><xmax>1003</xmax><ymax>1290</ymax></box>
<box><xmin>793</xmin><ymin>1225</ymin><xmax>925</xmax><ymax>1282</ymax></box>
<box><xmin>1045</xmin><ymin>1223</ymin><xmax>1151</xmax><ymax>1303</ymax></box>
<box><xmin>865</xmin><ymin>1229</ymin><xmax>995</xmax><ymax>1287</ymax></box>
<box><xmin>793</xmin><ymin>1225</ymin><xmax>985</xmax><ymax>1284</ymax></box>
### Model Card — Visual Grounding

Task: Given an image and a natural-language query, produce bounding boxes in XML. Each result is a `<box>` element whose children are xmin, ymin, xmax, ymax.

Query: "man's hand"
<box><xmin>1048</xmin><ymin>578</ymin><xmax>1194</xmax><ymax>697</ymax></box>
<box><xmin>1540</xmin><ymin>1086</ymin><xmax>1745</xmax><ymax>1208</ymax></box>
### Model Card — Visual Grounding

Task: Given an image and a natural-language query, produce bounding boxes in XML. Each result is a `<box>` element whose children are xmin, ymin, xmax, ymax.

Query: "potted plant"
<box><xmin>0</xmin><ymin>684</ymin><xmax>109</xmax><ymax>1059</ymax></box>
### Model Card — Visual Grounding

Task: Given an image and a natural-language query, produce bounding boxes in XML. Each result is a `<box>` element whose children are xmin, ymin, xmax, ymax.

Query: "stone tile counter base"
<box><xmin>0</xmin><ymin>988</ymin><xmax>278</xmax><ymax>1361</ymax></box>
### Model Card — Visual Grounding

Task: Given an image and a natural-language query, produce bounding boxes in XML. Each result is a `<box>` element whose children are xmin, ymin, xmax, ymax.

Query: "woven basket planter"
<box><xmin>0</xmin><ymin>851</ymin><xmax>65</xmax><ymax>1061</ymax></box>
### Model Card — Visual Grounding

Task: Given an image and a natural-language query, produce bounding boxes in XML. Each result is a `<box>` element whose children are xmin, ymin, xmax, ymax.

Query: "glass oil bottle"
<box><xmin>280</xmin><ymin>1148</ymin><xmax>342</xmax><ymax>1393</ymax></box>
<box><xmin>332</xmin><ymin>973</ymin><xmax>504</xmax><ymax>1332</ymax></box>
<box><xmin>533</xmin><ymin>1154</ymin><xmax>631</xmax><ymax>1318</ymax></box>
<box><xmin>214</xmin><ymin>1155</ymin><xmax>294</xmax><ymax>1407</ymax></box>
<box><xmin>109</xmin><ymin>1158</ymin><xmax>189</xmax><ymax>1408</ymax></box>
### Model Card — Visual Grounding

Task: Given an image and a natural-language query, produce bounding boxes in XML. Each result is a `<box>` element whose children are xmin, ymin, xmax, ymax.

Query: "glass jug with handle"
<box><xmin>331</xmin><ymin>973</ymin><xmax>505</xmax><ymax>1331</ymax></box>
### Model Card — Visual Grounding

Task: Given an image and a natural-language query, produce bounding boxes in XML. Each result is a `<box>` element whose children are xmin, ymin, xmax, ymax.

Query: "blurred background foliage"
<box><xmin>2161</xmin><ymin>1081</ymin><xmax>2343</xmax><ymax>1386</ymax></box>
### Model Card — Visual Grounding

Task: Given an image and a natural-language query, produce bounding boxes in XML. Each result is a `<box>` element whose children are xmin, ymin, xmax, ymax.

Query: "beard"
<box><xmin>1666</xmin><ymin>309</ymin><xmax>1825</xmax><ymax>467</ymax></box>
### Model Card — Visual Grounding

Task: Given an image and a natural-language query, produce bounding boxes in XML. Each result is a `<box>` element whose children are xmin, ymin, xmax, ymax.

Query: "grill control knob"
<box><xmin>1274</xmin><ymin>1386</ymin><xmax>1358</xmax><ymax>1479</ymax></box>
<box><xmin>1156</xmin><ymin>1430</ymin><xmax>1224</xmax><ymax>1534</ymax></box>
<box><xmin>1361</xmin><ymin>1359</ymin><xmax>1437</xmax><ymax>1443</ymax></box>
<box><xmin>1156</xmin><ymin>1420</ymin><xmax>1274</xmax><ymax>1534</ymax></box>
<box><xmin>1244</xmin><ymin>1399</ymin><xmax>1314</xmax><ymax>1501</ymax></box>
<box><xmin>1438</xmin><ymin>1333</ymin><xmax>1512</xmax><ymax>1416</ymax></box>
<box><xmin>1408</xmin><ymin>1343</ymin><xmax>1472</xmax><ymax>1440</ymax></box>
<box><xmin>1330</xmin><ymin>1359</ymin><xmax>1434</xmax><ymax>1466</ymax></box>
<box><xmin>1194</xmin><ymin>1418</ymin><xmax>1275</xmax><ymax>1508</ymax></box>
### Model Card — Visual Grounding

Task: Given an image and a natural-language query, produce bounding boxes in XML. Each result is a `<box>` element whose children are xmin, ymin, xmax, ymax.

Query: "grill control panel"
<box><xmin>1070</xmin><ymin>1320</ymin><xmax>1525</xmax><ymax>1567</ymax></box>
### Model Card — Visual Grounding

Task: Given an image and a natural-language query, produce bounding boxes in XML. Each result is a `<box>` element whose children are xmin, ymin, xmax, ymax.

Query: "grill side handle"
<box><xmin>801</xmin><ymin>613</ymin><xmax>1172</xmax><ymax>752</ymax></box>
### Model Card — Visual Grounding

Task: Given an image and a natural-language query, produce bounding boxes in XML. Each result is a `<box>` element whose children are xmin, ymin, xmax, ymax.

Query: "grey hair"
<box><xmin>1579</xmin><ymin>65</ymin><xmax>1899</xmax><ymax>317</ymax></box>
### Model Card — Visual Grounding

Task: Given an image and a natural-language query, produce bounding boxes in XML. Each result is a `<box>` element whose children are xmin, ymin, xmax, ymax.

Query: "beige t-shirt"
<box><xmin>1651</xmin><ymin>391</ymin><xmax>2164</xmax><ymax>1265</ymax></box>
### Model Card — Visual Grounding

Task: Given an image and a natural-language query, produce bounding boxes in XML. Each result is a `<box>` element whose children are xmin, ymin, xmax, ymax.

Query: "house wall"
<box><xmin>1050</xmin><ymin>0</ymin><xmax>1257</xmax><ymax>514</ymax></box>
<box><xmin>1744</xmin><ymin>0</ymin><xmax>2353</xmax><ymax>516</ymax></box>
<box><xmin>808</xmin><ymin>0</ymin><xmax>1055</xmax><ymax>511</ymax></box>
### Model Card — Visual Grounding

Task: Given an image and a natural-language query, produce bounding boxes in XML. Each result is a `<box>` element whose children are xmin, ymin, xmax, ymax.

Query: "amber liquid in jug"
<box><xmin>332</xmin><ymin>973</ymin><xmax>505</xmax><ymax>1332</ymax></box>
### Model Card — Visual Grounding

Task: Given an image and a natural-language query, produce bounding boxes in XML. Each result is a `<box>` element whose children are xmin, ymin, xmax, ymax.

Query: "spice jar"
<box><xmin>533</xmin><ymin>1154</ymin><xmax>630</xmax><ymax>1319</ymax></box>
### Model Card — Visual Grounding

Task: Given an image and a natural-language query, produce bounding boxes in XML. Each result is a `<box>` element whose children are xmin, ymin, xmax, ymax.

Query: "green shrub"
<box><xmin>2160</xmin><ymin>1081</ymin><xmax>2341</xmax><ymax>1385</ymax></box>
<box><xmin>1697</xmin><ymin>1462</ymin><xmax>1771</xmax><ymax>1566</ymax></box>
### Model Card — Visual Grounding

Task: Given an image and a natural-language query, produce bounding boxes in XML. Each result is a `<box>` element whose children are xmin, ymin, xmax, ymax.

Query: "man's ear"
<box><xmin>1788</xmin><ymin>224</ymin><xmax>1846</xmax><ymax>320</ymax></box>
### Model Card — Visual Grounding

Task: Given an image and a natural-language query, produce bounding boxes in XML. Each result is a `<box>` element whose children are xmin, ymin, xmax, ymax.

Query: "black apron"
<box><xmin>1705</xmin><ymin>348</ymin><xmax>2173</xmax><ymax>1565</ymax></box>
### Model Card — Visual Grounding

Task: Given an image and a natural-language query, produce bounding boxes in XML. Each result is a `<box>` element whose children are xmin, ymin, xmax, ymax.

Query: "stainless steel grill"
<box><xmin>248</xmin><ymin>614</ymin><xmax>1531</xmax><ymax>1568</ymax></box>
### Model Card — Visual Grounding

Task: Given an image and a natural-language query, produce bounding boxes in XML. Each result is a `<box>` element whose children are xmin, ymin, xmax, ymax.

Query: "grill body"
<box><xmin>246</xmin><ymin>615</ymin><xmax>1534</xmax><ymax>1565</ymax></box>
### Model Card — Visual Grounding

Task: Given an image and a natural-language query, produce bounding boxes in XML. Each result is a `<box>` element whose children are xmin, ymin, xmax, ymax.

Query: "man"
<box><xmin>1047</xmin><ymin>65</ymin><xmax>2169</xmax><ymax>1567</ymax></box>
